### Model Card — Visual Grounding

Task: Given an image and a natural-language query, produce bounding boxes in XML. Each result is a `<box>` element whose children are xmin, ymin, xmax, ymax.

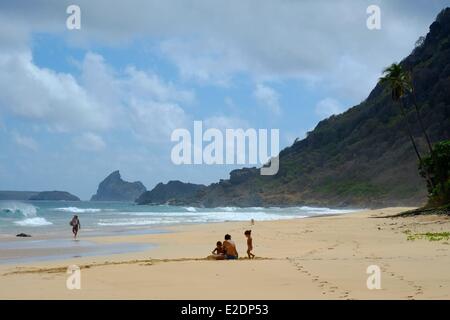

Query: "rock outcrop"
<box><xmin>91</xmin><ymin>170</ymin><xmax>146</xmax><ymax>202</ymax></box>
<box><xmin>136</xmin><ymin>180</ymin><xmax>205</xmax><ymax>205</ymax></box>
<box><xmin>16</xmin><ymin>233</ymin><xmax>32</xmax><ymax>237</ymax></box>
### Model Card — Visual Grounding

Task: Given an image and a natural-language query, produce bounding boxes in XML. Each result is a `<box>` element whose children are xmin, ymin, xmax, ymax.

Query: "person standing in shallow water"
<box><xmin>70</xmin><ymin>215</ymin><xmax>81</xmax><ymax>239</ymax></box>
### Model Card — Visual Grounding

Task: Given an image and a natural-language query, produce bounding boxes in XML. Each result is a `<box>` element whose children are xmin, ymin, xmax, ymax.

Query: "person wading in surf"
<box><xmin>70</xmin><ymin>215</ymin><xmax>81</xmax><ymax>239</ymax></box>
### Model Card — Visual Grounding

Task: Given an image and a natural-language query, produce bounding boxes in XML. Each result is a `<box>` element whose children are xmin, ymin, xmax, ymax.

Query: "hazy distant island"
<box><xmin>0</xmin><ymin>190</ymin><xmax>80</xmax><ymax>201</ymax></box>
<box><xmin>91</xmin><ymin>170</ymin><xmax>146</xmax><ymax>202</ymax></box>
<box><xmin>0</xmin><ymin>191</ymin><xmax>39</xmax><ymax>201</ymax></box>
<box><xmin>29</xmin><ymin>191</ymin><xmax>80</xmax><ymax>201</ymax></box>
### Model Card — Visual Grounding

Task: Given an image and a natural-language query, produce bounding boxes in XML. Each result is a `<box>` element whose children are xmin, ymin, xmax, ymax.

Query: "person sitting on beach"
<box><xmin>223</xmin><ymin>234</ymin><xmax>238</xmax><ymax>260</ymax></box>
<box><xmin>212</xmin><ymin>241</ymin><xmax>224</xmax><ymax>255</ymax></box>
<box><xmin>70</xmin><ymin>215</ymin><xmax>81</xmax><ymax>239</ymax></box>
<box><xmin>210</xmin><ymin>241</ymin><xmax>226</xmax><ymax>260</ymax></box>
<box><xmin>244</xmin><ymin>230</ymin><xmax>255</xmax><ymax>259</ymax></box>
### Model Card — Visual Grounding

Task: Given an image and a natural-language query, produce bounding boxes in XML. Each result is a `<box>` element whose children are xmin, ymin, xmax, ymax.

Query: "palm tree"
<box><xmin>380</xmin><ymin>63</ymin><xmax>435</xmax><ymax>190</ymax></box>
<box><xmin>379</xmin><ymin>63</ymin><xmax>422</xmax><ymax>162</ymax></box>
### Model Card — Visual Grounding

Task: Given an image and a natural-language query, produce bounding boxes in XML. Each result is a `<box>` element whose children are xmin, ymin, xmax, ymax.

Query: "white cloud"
<box><xmin>13</xmin><ymin>132</ymin><xmax>38</xmax><ymax>151</ymax></box>
<box><xmin>0</xmin><ymin>51</ymin><xmax>112</xmax><ymax>132</ymax></box>
<box><xmin>204</xmin><ymin>115</ymin><xmax>249</xmax><ymax>130</ymax></box>
<box><xmin>80</xmin><ymin>52</ymin><xmax>122</xmax><ymax>110</ymax></box>
<box><xmin>315</xmin><ymin>98</ymin><xmax>344</xmax><ymax>118</ymax></box>
<box><xmin>0</xmin><ymin>1</ymin><xmax>445</xmax><ymax>102</ymax></box>
<box><xmin>74</xmin><ymin>132</ymin><xmax>106</xmax><ymax>151</ymax></box>
<box><xmin>0</xmin><ymin>48</ymin><xmax>195</xmax><ymax>146</ymax></box>
<box><xmin>124</xmin><ymin>66</ymin><xmax>195</xmax><ymax>104</ymax></box>
<box><xmin>130</xmin><ymin>100</ymin><xmax>189</xmax><ymax>144</ymax></box>
<box><xmin>160</xmin><ymin>38</ymin><xmax>246</xmax><ymax>86</ymax></box>
<box><xmin>253</xmin><ymin>83</ymin><xmax>281</xmax><ymax>115</ymax></box>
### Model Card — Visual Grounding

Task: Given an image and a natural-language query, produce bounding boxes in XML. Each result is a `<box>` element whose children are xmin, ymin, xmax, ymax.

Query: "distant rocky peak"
<box><xmin>91</xmin><ymin>170</ymin><xmax>146</xmax><ymax>202</ymax></box>
<box><xmin>105</xmin><ymin>170</ymin><xmax>121</xmax><ymax>181</ymax></box>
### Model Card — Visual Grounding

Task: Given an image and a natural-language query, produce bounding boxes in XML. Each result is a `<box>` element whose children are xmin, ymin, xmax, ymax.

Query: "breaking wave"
<box><xmin>0</xmin><ymin>202</ymin><xmax>38</xmax><ymax>218</ymax></box>
<box><xmin>98</xmin><ymin>210</ymin><xmax>302</xmax><ymax>226</ymax></box>
<box><xmin>0</xmin><ymin>202</ymin><xmax>53</xmax><ymax>227</ymax></box>
<box><xmin>53</xmin><ymin>207</ymin><xmax>104</xmax><ymax>213</ymax></box>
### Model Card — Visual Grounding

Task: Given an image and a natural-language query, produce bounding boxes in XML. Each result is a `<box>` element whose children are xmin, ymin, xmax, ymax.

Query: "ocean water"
<box><xmin>0</xmin><ymin>200</ymin><xmax>358</xmax><ymax>237</ymax></box>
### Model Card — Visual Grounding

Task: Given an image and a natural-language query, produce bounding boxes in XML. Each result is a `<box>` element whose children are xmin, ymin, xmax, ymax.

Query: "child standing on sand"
<box><xmin>244</xmin><ymin>230</ymin><xmax>255</xmax><ymax>259</ymax></box>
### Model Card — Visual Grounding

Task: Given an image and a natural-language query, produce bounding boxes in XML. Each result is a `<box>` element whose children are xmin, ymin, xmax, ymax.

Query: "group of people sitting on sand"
<box><xmin>210</xmin><ymin>230</ymin><xmax>255</xmax><ymax>260</ymax></box>
<box><xmin>69</xmin><ymin>214</ymin><xmax>256</xmax><ymax>261</ymax></box>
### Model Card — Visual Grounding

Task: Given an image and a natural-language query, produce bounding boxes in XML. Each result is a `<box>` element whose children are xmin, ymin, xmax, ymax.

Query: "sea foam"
<box><xmin>0</xmin><ymin>202</ymin><xmax>38</xmax><ymax>217</ymax></box>
<box><xmin>0</xmin><ymin>202</ymin><xmax>53</xmax><ymax>227</ymax></box>
<box><xmin>54</xmin><ymin>207</ymin><xmax>103</xmax><ymax>213</ymax></box>
<box><xmin>14</xmin><ymin>217</ymin><xmax>53</xmax><ymax>226</ymax></box>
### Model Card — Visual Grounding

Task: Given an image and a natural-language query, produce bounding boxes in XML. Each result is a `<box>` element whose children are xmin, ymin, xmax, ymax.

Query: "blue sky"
<box><xmin>0</xmin><ymin>0</ymin><xmax>448</xmax><ymax>199</ymax></box>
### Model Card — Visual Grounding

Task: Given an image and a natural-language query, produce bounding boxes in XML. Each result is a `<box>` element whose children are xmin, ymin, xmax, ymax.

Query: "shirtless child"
<box><xmin>212</xmin><ymin>241</ymin><xmax>224</xmax><ymax>255</ymax></box>
<box><xmin>244</xmin><ymin>230</ymin><xmax>255</xmax><ymax>259</ymax></box>
<box><xmin>210</xmin><ymin>241</ymin><xmax>225</xmax><ymax>260</ymax></box>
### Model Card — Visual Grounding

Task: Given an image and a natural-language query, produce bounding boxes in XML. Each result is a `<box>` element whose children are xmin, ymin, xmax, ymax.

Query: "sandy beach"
<box><xmin>1</xmin><ymin>207</ymin><xmax>450</xmax><ymax>299</ymax></box>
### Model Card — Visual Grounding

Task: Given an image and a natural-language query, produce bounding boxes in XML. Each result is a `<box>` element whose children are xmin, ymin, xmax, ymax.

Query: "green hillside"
<box><xmin>172</xmin><ymin>8</ymin><xmax>450</xmax><ymax>208</ymax></box>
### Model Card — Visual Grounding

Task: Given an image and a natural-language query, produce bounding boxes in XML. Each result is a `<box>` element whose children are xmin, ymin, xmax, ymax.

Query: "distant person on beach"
<box><xmin>70</xmin><ymin>215</ymin><xmax>81</xmax><ymax>239</ymax></box>
<box><xmin>244</xmin><ymin>230</ymin><xmax>255</xmax><ymax>259</ymax></box>
<box><xmin>223</xmin><ymin>234</ymin><xmax>238</xmax><ymax>260</ymax></box>
<box><xmin>210</xmin><ymin>241</ymin><xmax>225</xmax><ymax>260</ymax></box>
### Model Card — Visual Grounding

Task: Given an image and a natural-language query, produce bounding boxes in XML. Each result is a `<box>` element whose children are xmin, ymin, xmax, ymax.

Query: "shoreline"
<box><xmin>1</xmin><ymin>207</ymin><xmax>450</xmax><ymax>299</ymax></box>
<box><xmin>0</xmin><ymin>210</ymin><xmax>348</xmax><ymax>266</ymax></box>
<box><xmin>0</xmin><ymin>209</ymin><xmax>353</xmax><ymax>265</ymax></box>
<box><xmin>0</xmin><ymin>201</ymin><xmax>358</xmax><ymax>241</ymax></box>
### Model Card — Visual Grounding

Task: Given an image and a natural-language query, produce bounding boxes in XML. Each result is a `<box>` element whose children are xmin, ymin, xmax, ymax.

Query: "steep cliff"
<box><xmin>173</xmin><ymin>8</ymin><xmax>450</xmax><ymax>208</ymax></box>
<box><xmin>91</xmin><ymin>171</ymin><xmax>146</xmax><ymax>202</ymax></box>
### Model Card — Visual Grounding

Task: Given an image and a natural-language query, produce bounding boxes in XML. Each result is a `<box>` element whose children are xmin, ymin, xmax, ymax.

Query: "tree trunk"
<box><xmin>411</xmin><ymin>89</ymin><xmax>434</xmax><ymax>154</ymax></box>
<box><xmin>399</xmin><ymin>99</ymin><xmax>422</xmax><ymax>162</ymax></box>
<box><xmin>399</xmin><ymin>99</ymin><xmax>435</xmax><ymax>191</ymax></box>
<box><xmin>409</xmin><ymin>71</ymin><xmax>434</xmax><ymax>154</ymax></box>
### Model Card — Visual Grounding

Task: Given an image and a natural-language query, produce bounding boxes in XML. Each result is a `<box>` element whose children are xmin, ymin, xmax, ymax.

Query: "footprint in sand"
<box><xmin>382</xmin><ymin>262</ymin><xmax>424</xmax><ymax>298</ymax></box>
<box><xmin>290</xmin><ymin>259</ymin><xmax>352</xmax><ymax>299</ymax></box>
